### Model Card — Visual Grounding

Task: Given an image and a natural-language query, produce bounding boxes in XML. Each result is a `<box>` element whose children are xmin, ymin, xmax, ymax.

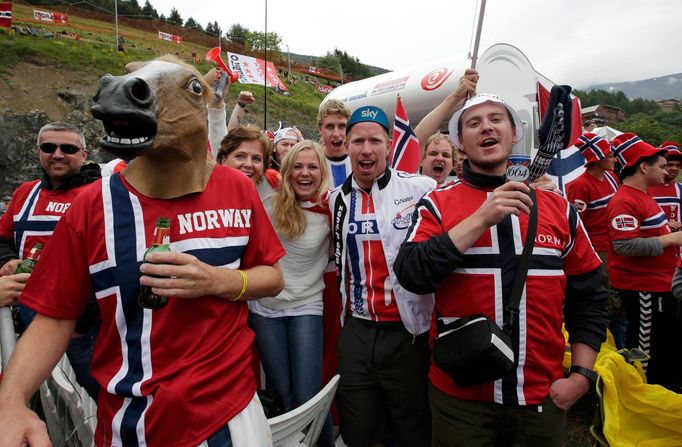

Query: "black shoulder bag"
<box><xmin>432</xmin><ymin>188</ymin><xmax>538</xmax><ymax>387</ymax></box>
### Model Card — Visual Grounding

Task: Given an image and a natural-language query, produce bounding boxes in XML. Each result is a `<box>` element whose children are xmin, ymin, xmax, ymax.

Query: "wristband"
<box><xmin>237</xmin><ymin>101</ymin><xmax>247</xmax><ymax>108</ymax></box>
<box><xmin>231</xmin><ymin>269</ymin><xmax>248</xmax><ymax>301</ymax></box>
<box><xmin>569</xmin><ymin>365</ymin><xmax>598</xmax><ymax>384</ymax></box>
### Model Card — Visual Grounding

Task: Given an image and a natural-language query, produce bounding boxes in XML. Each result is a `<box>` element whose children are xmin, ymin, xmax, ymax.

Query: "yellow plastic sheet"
<box><xmin>564</xmin><ymin>326</ymin><xmax>682</xmax><ymax>446</ymax></box>
<box><xmin>594</xmin><ymin>338</ymin><xmax>682</xmax><ymax>446</ymax></box>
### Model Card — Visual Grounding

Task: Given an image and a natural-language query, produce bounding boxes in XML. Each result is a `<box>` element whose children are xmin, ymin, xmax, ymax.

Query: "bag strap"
<box><xmin>503</xmin><ymin>187</ymin><xmax>538</xmax><ymax>335</ymax></box>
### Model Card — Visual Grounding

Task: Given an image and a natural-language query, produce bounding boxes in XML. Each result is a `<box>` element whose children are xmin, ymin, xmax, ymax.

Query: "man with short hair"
<box><xmin>317</xmin><ymin>99</ymin><xmax>352</xmax><ymax>187</ymax></box>
<box><xmin>566</xmin><ymin>132</ymin><xmax>620</xmax><ymax>265</ymax></box>
<box><xmin>420</xmin><ymin>132</ymin><xmax>457</xmax><ymax>186</ymax></box>
<box><xmin>607</xmin><ymin>133</ymin><xmax>682</xmax><ymax>393</ymax></box>
<box><xmin>395</xmin><ymin>94</ymin><xmax>608</xmax><ymax>446</ymax></box>
<box><xmin>648</xmin><ymin>141</ymin><xmax>682</xmax><ymax>232</ymax></box>
<box><xmin>330</xmin><ymin>105</ymin><xmax>436</xmax><ymax>446</ymax></box>
<box><xmin>0</xmin><ymin>121</ymin><xmax>101</xmax><ymax>398</ymax></box>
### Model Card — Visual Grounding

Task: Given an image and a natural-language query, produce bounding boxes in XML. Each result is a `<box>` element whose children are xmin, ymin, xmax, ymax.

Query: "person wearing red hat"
<box><xmin>606</xmin><ymin>132</ymin><xmax>682</xmax><ymax>392</ymax></box>
<box><xmin>649</xmin><ymin>141</ymin><xmax>682</xmax><ymax>232</ymax></box>
<box><xmin>566</xmin><ymin>133</ymin><xmax>620</xmax><ymax>269</ymax></box>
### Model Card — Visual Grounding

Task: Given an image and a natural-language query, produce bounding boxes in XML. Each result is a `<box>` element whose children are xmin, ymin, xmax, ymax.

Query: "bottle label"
<box><xmin>153</xmin><ymin>226</ymin><xmax>171</xmax><ymax>246</ymax></box>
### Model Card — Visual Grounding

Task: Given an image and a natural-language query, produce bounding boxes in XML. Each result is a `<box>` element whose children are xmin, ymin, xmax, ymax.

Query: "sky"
<box><xmin>149</xmin><ymin>0</ymin><xmax>681</xmax><ymax>89</ymax></box>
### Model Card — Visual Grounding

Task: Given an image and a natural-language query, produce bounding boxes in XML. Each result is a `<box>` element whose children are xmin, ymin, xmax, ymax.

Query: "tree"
<box><xmin>185</xmin><ymin>17</ymin><xmax>203</xmax><ymax>32</ymax></box>
<box><xmin>205</xmin><ymin>21</ymin><xmax>221</xmax><ymax>37</ymax></box>
<box><xmin>141</xmin><ymin>0</ymin><xmax>158</xmax><ymax>18</ymax></box>
<box><xmin>167</xmin><ymin>7</ymin><xmax>183</xmax><ymax>26</ymax></box>
<box><xmin>226</xmin><ymin>23</ymin><xmax>249</xmax><ymax>44</ymax></box>
<box><xmin>245</xmin><ymin>31</ymin><xmax>281</xmax><ymax>52</ymax></box>
<box><xmin>317</xmin><ymin>48</ymin><xmax>372</xmax><ymax>79</ymax></box>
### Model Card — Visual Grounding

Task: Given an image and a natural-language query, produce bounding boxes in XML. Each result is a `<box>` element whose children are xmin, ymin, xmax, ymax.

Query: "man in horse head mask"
<box><xmin>0</xmin><ymin>56</ymin><xmax>284</xmax><ymax>447</ymax></box>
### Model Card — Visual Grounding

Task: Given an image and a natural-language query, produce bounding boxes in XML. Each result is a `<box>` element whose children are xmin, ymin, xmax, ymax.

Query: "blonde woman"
<box><xmin>249</xmin><ymin>140</ymin><xmax>335</xmax><ymax>447</ymax></box>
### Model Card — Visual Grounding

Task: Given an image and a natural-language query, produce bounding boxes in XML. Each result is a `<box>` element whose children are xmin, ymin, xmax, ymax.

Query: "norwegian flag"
<box><xmin>0</xmin><ymin>3</ymin><xmax>11</xmax><ymax>28</ymax></box>
<box><xmin>389</xmin><ymin>95</ymin><xmax>420</xmax><ymax>173</ymax></box>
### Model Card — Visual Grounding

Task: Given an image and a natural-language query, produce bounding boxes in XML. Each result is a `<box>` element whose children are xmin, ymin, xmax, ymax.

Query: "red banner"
<box><xmin>227</xmin><ymin>52</ymin><xmax>288</xmax><ymax>92</ymax></box>
<box><xmin>158</xmin><ymin>31</ymin><xmax>182</xmax><ymax>43</ymax></box>
<box><xmin>315</xmin><ymin>84</ymin><xmax>333</xmax><ymax>94</ymax></box>
<box><xmin>0</xmin><ymin>2</ymin><xmax>11</xmax><ymax>28</ymax></box>
<box><xmin>33</xmin><ymin>9</ymin><xmax>68</xmax><ymax>24</ymax></box>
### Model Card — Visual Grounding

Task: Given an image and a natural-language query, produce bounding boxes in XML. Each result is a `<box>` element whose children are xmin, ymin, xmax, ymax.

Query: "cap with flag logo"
<box><xmin>274</xmin><ymin>127</ymin><xmax>300</xmax><ymax>145</ymax></box>
<box><xmin>659</xmin><ymin>141</ymin><xmax>682</xmax><ymax>161</ymax></box>
<box><xmin>611</xmin><ymin>132</ymin><xmax>667</xmax><ymax>170</ymax></box>
<box><xmin>573</xmin><ymin>132</ymin><xmax>611</xmax><ymax>165</ymax></box>
<box><xmin>346</xmin><ymin>106</ymin><xmax>390</xmax><ymax>134</ymax></box>
<box><xmin>448</xmin><ymin>93</ymin><xmax>524</xmax><ymax>148</ymax></box>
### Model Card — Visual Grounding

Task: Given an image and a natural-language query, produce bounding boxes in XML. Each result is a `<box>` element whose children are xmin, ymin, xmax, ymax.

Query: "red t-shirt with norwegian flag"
<box><xmin>565</xmin><ymin>170</ymin><xmax>619</xmax><ymax>252</ymax></box>
<box><xmin>407</xmin><ymin>181</ymin><xmax>601</xmax><ymax>405</ymax></box>
<box><xmin>20</xmin><ymin>166</ymin><xmax>284</xmax><ymax>446</ymax></box>
<box><xmin>606</xmin><ymin>184</ymin><xmax>676</xmax><ymax>292</ymax></box>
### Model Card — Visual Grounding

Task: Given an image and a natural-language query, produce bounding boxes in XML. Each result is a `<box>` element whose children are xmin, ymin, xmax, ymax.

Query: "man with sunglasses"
<box><xmin>0</xmin><ymin>121</ymin><xmax>101</xmax><ymax>398</ymax></box>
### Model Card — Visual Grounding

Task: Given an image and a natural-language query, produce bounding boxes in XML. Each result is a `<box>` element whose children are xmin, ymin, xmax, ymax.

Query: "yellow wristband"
<box><xmin>231</xmin><ymin>269</ymin><xmax>248</xmax><ymax>301</ymax></box>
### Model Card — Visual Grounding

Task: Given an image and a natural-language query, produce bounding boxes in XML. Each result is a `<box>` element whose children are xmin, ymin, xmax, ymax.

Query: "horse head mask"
<box><xmin>91</xmin><ymin>55</ymin><xmax>215</xmax><ymax>198</ymax></box>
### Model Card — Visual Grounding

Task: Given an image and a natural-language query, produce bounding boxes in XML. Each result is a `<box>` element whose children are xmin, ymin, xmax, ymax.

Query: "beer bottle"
<box><xmin>138</xmin><ymin>218</ymin><xmax>171</xmax><ymax>309</ymax></box>
<box><xmin>15</xmin><ymin>243</ymin><xmax>43</xmax><ymax>274</ymax></box>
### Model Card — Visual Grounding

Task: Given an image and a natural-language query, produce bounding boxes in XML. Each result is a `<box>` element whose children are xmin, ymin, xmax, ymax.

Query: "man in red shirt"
<box><xmin>648</xmin><ymin>141</ymin><xmax>682</xmax><ymax>232</ymax></box>
<box><xmin>607</xmin><ymin>133</ymin><xmax>682</xmax><ymax>393</ymax></box>
<box><xmin>566</xmin><ymin>132</ymin><xmax>619</xmax><ymax>267</ymax></box>
<box><xmin>395</xmin><ymin>93</ymin><xmax>608</xmax><ymax>446</ymax></box>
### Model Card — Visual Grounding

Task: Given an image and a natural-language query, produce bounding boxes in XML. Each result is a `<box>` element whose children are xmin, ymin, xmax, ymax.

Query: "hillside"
<box><xmin>0</xmin><ymin>3</ymin><xmax>330</xmax><ymax>199</ymax></box>
<box><xmin>589</xmin><ymin>73</ymin><xmax>682</xmax><ymax>101</ymax></box>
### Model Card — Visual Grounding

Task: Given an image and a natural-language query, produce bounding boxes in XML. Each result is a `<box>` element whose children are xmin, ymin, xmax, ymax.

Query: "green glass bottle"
<box><xmin>138</xmin><ymin>218</ymin><xmax>171</xmax><ymax>309</ymax></box>
<box><xmin>15</xmin><ymin>243</ymin><xmax>44</xmax><ymax>274</ymax></box>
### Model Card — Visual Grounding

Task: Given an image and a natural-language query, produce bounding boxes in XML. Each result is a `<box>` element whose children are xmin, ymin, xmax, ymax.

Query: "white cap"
<box><xmin>274</xmin><ymin>127</ymin><xmax>300</xmax><ymax>145</ymax></box>
<box><xmin>448</xmin><ymin>93</ymin><xmax>524</xmax><ymax>148</ymax></box>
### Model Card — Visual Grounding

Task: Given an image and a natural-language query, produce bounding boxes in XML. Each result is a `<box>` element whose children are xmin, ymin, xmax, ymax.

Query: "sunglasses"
<box><xmin>39</xmin><ymin>142</ymin><xmax>82</xmax><ymax>155</ymax></box>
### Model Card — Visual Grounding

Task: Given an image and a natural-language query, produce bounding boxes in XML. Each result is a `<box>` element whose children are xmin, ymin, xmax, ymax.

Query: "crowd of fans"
<box><xmin>0</xmin><ymin>61</ymin><xmax>680</xmax><ymax>447</ymax></box>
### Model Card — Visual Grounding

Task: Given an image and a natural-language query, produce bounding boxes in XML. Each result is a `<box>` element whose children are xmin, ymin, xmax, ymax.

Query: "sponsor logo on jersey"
<box><xmin>178</xmin><ymin>209</ymin><xmax>252</xmax><ymax>234</ymax></box>
<box><xmin>611</xmin><ymin>214</ymin><xmax>638</xmax><ymax>231</ymax></box>
<box><xmin>391</xmin><ymin>204</ymin><xmax>415</xmax><ymax>230</ymax></box>
<box><xmin>573</xmin><ymin>199</ymin><xmax>587</xmax><ymax>213</ymax></box>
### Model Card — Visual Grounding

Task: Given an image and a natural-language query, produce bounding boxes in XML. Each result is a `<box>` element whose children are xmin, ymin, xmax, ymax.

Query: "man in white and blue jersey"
<box><xmin>318</xmin><ymin>99</ymin><xmax>352</xmax><ymax>188</ymax></box>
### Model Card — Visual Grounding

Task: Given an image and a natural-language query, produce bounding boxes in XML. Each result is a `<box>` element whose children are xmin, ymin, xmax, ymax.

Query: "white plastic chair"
<box><xmin>40</xmin><ymin>354</ymin><xmax>97</xmax><ymax>447</ymax></box>
<box><xmin>0</xmin><ymin>307</ymin><xmax>16</xmax><ymax>371</ymax></box>
<box><xmin>268</xmin><ymin>374</ymin><xmax>340</xmax><ymax>447</ymax></box>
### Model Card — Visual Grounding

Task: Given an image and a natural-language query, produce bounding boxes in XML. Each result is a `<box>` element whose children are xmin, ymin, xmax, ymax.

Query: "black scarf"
<box><xmin>461</xmin><ymin>159</ymin><xmax>506</xmax><ymax>190</ymax></box>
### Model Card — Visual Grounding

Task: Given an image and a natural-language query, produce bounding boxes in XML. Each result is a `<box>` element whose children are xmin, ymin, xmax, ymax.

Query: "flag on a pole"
<box><xmin>389</xmin><ymin>95</ymin><xmax>421</xmax><ymax>173</ymax></box>
<box><xmin>0</xmin><ymin>3</ymin><xmax>12</xmax><ymax>28</ymax></box>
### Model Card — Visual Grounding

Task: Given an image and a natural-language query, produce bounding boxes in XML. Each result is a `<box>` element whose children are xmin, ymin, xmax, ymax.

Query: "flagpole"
<box><xmin>263</xmin><ymin>0</ymin><xmax>268</xmax><ymax>130</ymax></box>
<box><xmin>468</xmin><ymin>0</ymin><xmax>487</xmax><ymax>69</ymax></box>
<box><xmin>114</xmin><ymin>0</ymin><xmax>119</xmax><ymax>52</ymax></box>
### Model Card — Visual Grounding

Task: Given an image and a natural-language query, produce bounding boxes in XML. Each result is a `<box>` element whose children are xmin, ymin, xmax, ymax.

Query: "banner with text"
<box><xmin>33</xmin><ymin>10</ymin><xmax>68</xmax><ymax>24</ymax></box>
<box><xmin>0</xmin><ymin>3</ymin><xmax>11</xmax><ymax>28</ymax></box>
<box><xmin>158</xmin><ymin>31</ymin><xmax>182</xmax><ymax>43</ymax></box>
<box><xmin>227</xmin><ymin>52</ymin><xmax>287</xmax><ymax>91</ymax></box>
<box><xmin>309</xmin><ymin>66</ymin><xmax>321</xmax><ymax>74</ymax></box>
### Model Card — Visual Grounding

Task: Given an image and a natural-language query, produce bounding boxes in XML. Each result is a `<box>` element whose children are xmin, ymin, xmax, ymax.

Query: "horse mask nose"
<box><xmin>125</xmin><ymin>77</ymin><xmax>153</xmax><ymax>107</ymax></box>
<box><xmin>91</xmin><ymin>73</ymin><xmax>158</xmax><ymax>160</ymax></box>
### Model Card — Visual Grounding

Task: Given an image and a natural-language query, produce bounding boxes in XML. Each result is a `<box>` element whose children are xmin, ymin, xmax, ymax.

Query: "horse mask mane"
<box><xmin>91</xmin><ymin>55</ymin><xmax>215</xmax><ymax>198</ymax></box>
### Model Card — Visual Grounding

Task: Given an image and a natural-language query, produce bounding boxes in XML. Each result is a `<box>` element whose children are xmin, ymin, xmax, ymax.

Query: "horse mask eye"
<box><xmin>189</xmin><ymin>79</ymin><xmax>203</xmax><ymax>95</ymax></box>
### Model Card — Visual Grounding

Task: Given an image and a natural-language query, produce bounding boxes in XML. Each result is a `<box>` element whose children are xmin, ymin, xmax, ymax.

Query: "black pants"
<box><xmin>615</xmin><ymin>289</ymin><xmax>682</xmax><ymax>393</ymax></box>
<box><xmin>429</xmin><ymin>385</ymin><xmax>566</xmax><ymax>447</ymax></box>
<box><xmin>336</xmin><ymin>317</ymin><xmax>431</xmax><ymax>447</ymax></box>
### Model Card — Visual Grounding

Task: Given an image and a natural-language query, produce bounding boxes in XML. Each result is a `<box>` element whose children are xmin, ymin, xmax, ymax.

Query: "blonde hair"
<box><xmin>317</xmin><ymin>99</ymin><xmax>351</xmax><ymax>129</ymax></box>
<box><xmin>423</xmin><ymin>132</ymin><xmax>456</xmax><ymax>160</ymax></box>
<box><xmin>273</xmin><ymin>140</ymin><xmax>330</xmax><ymax>240</ymax></box>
